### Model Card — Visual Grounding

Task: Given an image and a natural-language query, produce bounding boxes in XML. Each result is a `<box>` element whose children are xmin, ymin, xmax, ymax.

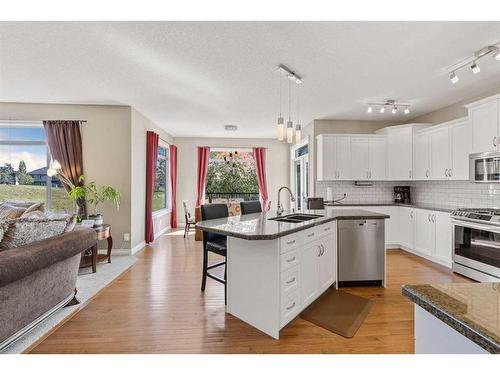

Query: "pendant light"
<box><xmin>286</xmin><ymin>79</ymin><xmax>293</xmax><ymax>144</ymax></box>
<box><xmin>276</xmin><ymin>71</ymin><xmax>284</xmax><ymax>141</ymax></box>
<box><xmin>295</xmin><ymin>84</ymin><xmax>302</xmax><ymax>145</ymax></box>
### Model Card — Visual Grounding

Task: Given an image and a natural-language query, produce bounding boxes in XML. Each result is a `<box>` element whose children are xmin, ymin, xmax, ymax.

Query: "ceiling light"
<box><xmin>494</xmin><ymin>51</ymin><xmax>500</xmax><ymax>61</ymax></box>
<box><xmin>295</xmin><ymin>124</ymin><xmax>302</xmax><ymax>144</ymax></box>
<box><xmin>471</xmin><ymin>61</ymin><xmax>481</xmax><ymax>74</ymax></box>
<box><xmin>449</xmin><ymin>71</ymin><xmax>459</xmax><ymax>84</ymax></box>
<box><xmin>404</xmin><ymin>107</ymin><xmax>410</xmax><ymax>115</ymax></box>
<box><xmin>367</xmin><ymin>106</ymin><xmax>373</xmax><ymax>113</ymax></box>
<box><xmin>392</xmin><ymin>106</ymin><xmax>397</xmax><ymax>114</ymax></box>
<box><xmin>286</xmin><ymin>120</ymin><xmax>293</xmax><ymax>144</ymax></box>
<box><xmin>277</xmin><ymin>117</ymin><xmax>284</xmax><ymax>141</ymax></box>
<box><xmin>379</xmin><ymin>106</ymin><xmax>385</xmax><ymax>114</ymax></box>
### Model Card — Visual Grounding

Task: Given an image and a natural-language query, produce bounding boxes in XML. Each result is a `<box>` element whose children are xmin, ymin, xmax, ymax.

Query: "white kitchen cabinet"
<box><xmin>429</xmin><ymin>127</ymin><xmax>450</xmax><ymax>179</ymax></box>
<box><xmin>414</xmin><ymin>132</ymin><xmax>431</xmax><ymax>179</ymax></box>
<box><xmin>299</xmin><ymin>242</ymin><xmax>321</xmax><ymax>308</ymax></box>
<box><xmin>350</xmin><ymin>137</ymin><xmax>370</xmax><ymax>180</ymax></box>
<box><xmin>415</xmin><ymin>209</ymin><xmax>436</xmax><ymax>256</ymax></box>
<box><xmin>449</xmin><ymin>118</ymin><xmax>472</xmax><ymax>180</ymax></box>
<box><xmin>368</xmin><ymin>137</ymin><xmax>387</xmax><ymax>180</ymax></box>
<box><xmin>399</xmin><ymin>207</ymin><xmax>415</xmax><ymax>250</ymax></box>
<box><xmin>364</xmin><ymin>206</ymin><xmax>398</xmax><ymax>247</ymax></box>
<box><xmin>467</xmin><ymin>98</ymin><xmax>499</xmax><ymax>153</ymax></box>
<box><xmin>434</xmin><ymin>211</ymin><xmax>452</xmax><ymax>266</ymax></box>
<box><xmin>386</xmin><ymin>127</ymin><xmax>414</xmax><ymax>180</ymax></box>
<box><xmin>316</xmin><ymin>135</ymin><xmax>351</xmax><ymax>181</ymax></box>
<box><xmin>318</xmin><ymin>233</ymin><xmax>336</xmax><ymax>290</ymax></box>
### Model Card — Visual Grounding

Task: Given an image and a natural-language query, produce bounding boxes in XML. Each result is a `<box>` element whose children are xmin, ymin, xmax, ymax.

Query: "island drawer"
<box><xmin>280</xmin><ymin>266</ymin><xmax>299</xmax><ymax>296</ymax></box>
<box><xmin>280</xmin><ymin>292</ymin><xmax>300</xmax><ymax>327</ymax></box>
<box><xmin>281</xmin><ymin>249</ymin><xmax>299</xmax><ymax>271</ymax></box>
<box><xmin>280</xmin><ymin>234</ymin><xmax>301</xmax><ymax>254</ymax></box>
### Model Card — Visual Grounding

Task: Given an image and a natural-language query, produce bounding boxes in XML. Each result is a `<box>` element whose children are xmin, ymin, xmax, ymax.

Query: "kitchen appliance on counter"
<box><xmin>451</xmin><ymin>208</ymin><xmax>500</xmax><ymax>281</ymax></box>
<box><xmin>394</xmin><ymin>186</ymin><xmax>411</xmax><ymax>204</ymax></box>
<box><xmin>337</xmin><ymin>219</ymin><xmax>385</xmax><ymax>287</ymax></box>
<box><xmin>469</xmin><ymin>151</ymin><xmax>500</xmax><ymax>183</ymax></box>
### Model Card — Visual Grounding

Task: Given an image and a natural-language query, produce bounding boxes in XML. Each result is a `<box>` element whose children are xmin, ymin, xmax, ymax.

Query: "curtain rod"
<box><xmin>0</xmin><ymin>119</ymin><xmax>87</xmax><ymax>124</ymax></box>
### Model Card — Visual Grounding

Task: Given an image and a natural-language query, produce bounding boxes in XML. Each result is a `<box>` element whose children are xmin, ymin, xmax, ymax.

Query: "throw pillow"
<box><xmin>0</xmin><ymin>217</ymin><xmax>70</xmax><ymax>250</ymax></box>
<box><xmin>0</xmin><ymin>203</ymin><xmax>26</xmax><ymax>221</ymax></box>
<box><xmin>20</xmin><ymin>210</ymin><xmax>46</xmax><ymax>219</ymax></box>
<box><xmin>23</xmin><ymin>202</ymin><xmax>45</xmax><ymax>215</ymax></box>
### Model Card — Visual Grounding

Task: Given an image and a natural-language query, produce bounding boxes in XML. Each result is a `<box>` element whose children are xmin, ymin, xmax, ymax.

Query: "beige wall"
<box><xmin>174</xmin><ymin>137</ymin><xmax>290</xmax><ymax>222</ymax></box>
<box><xmin>130</xmin><ymin>108</ymin><xmax>173</xmax><ymax>250</ymax></box>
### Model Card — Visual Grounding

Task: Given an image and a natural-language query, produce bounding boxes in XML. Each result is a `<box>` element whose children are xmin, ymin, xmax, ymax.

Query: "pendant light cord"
<box><xmin>288</xmin><ymin>79</ymin><xmax>291</xmax><ymax>121</ymax></box>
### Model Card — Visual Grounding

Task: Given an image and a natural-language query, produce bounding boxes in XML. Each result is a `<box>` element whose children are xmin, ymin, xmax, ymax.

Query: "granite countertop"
<box><xmin>324</xmin><ymin>201</ymin><xmax>456</xmax><ymax>213</ymax></box>
<box><xmin>402</xmin><ymin>283</ymin><xmax>500</xmax><ymax>353</ymax></box>
<box><xmin>196</xmin><ymin>208</ymin><xmax>389</xmax><ymax>240</ymax></box>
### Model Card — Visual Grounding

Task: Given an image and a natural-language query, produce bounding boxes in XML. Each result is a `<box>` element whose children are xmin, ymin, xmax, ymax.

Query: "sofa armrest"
<box><xmin>0</xmin><ymin>227</ymin><xmax>96</xmax><ymax>288</ymax></box>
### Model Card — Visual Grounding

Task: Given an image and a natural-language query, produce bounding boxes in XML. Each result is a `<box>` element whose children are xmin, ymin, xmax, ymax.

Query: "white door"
<box><xmin>414</xmin><ymin>209</ymin><xmax>435</xmax><ymax>256</ymax></box>
<box><xmin>399</xmin><ymin>207</ymin><xmax>415</xmax><ymax>249</ymax></box>
<box><xmin>335</xmin><ymin>137</ymin><xmax>351</xmax><ymax>180</ymax></box>
<box><xmin>470</xmin><ymin>100</ymin><xmax>499</xmax><ymax>153</ymax></box>
<box><xmin>318</xmin><ymin>236</ymin><xmax>336</xmax><ymax>291</ymax></box>
<box><xmin>449</xmin><ymin>120</ymin><xmax>472</xmax><ymax>180</ymax></box>
<box><xmin>369</xmin><ymin>137</ymin><xmax>387</xmax><ymax>180</ymax></box>
<box><xmin>387</xmin><ymin>127</ymin><xmax>413</xmax><ymax>180</ymax></box>
<box><xmin>414</xmin><ymin>132</ymin><xmax>430</xmax><ymax>179</ymax></box>
<box><xmin>430</xmin><ymin>127</ymin><xmax>450</xmax><ymax>179</ymax></box>
<box><xmin>300</xmin><ymin>242</ymin><xmax>320</xmax><ymax>308</ymax></box>
<box><xmin>293</xmin><ymin>156</ymin><xmax>309</xmax><ymax>210</ymax></box>
<box><xmin>350</xmin><ymin>137</ymin><xmax>369</xmax><ymax>180</ymax></box>
<box><xmin>317</xmin><ymin>135</ymin><xmax>335</xmax><ymax>181</ymax></box>
<box><xmin>434</xmin><ymin>212</ymin><xmax>452</xmax><ymax>266</ymax></box>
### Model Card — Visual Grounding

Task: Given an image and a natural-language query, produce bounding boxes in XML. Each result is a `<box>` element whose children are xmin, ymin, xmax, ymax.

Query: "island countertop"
<box><xmin>195</xmin><ymin>208</ymin><xmax>389</xmax><ymax>240</ymax></box>
<box><xmin>402</xmin><ymin>283</ymin><xmax>500</xmax><ymax>353</ymax></box>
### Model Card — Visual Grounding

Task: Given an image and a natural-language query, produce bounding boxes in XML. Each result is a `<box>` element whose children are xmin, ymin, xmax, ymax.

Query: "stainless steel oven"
<box><xmin>452</xmin><ymin>213</ymin><xmax>500</xmax><ymax>281</ymax></box>
<box><xmin>470</xmin><ymin>151</ymin><xmax>500</xmax><ymax>183</ymax></box>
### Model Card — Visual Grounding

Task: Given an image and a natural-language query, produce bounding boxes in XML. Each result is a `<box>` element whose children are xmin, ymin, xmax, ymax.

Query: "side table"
<box><xmin>79</xmin><ymin>224</ymin><xmax>113</xmax><ymax>273</ymax></box>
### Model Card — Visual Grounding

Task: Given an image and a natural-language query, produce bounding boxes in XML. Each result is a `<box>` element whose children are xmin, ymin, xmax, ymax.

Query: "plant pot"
<box><xmin>88</xmin><ymin>214</ymin><xmax>103</xmax><ymax>227</ymax></box>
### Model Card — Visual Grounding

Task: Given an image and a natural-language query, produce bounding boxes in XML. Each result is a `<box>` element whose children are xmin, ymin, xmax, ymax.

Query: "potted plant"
<box><xmin>68</xmin><ymin>175</ymin><xmax>121</xmax><ymax>227</ymax></box>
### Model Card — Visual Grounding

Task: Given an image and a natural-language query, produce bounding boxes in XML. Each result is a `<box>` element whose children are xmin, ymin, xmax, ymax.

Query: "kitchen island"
<box><xmin>403</xmin><ymin>283</ymin><xmax>500</xmax><ymax>353</ymax></box>
<box><xmin>196</xmin><ymin>207</ymin><xmax>389</xmax><ymax>339</ymax></box>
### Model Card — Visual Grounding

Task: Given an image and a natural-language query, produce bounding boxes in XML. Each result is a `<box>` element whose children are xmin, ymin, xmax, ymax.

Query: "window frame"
<box><xmin>0</xmin><ymin>121</ymin><xmax>60</xmax><ymax>211</ymax></box>
<box><xmin>152</xmin><ymin>140</ymin><xmax>171</xmax><ymax>216</ymax></box>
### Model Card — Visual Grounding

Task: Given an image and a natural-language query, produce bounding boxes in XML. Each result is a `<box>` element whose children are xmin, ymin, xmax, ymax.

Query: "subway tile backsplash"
<box><xmin>316</xmin><ymin>180</ymin><xmax>500</xmax><ymax>208</ymax></box>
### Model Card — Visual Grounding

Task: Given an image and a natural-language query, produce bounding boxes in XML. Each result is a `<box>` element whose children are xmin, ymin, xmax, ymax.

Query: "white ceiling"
<box><xmin>1</xmin><ymin>22</ymin><xmax>500</xmax><ymax>138</ymax></box>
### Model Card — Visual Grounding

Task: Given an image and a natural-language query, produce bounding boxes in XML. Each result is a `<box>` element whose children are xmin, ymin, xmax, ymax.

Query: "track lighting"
<box><xmin>447</xmin><ymin>43</ymin><xmax>500</xmax><ymax>84</ymax></box>
<box><xmin>471</xmin><ymin>61</ymin><xmax>480</xmax><ymax>74</ymax></box>
<box><xmin>368</xmin><ymin>99</ymin><xmax>410</xmax><ymax>116</ymax></box>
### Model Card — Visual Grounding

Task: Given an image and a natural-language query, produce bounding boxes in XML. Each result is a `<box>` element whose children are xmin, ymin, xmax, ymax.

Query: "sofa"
<box><xmin>0</xmin><ymin>226</ymin><xmax>96</xmax><ymax>351</ymax></box>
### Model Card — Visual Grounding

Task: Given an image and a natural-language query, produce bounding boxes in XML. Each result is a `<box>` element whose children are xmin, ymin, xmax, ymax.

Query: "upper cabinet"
<box><xmin>466</xmin><ymin>97</ymin><xmax>500</xmax><ymax>154</ymax></box>
<box><xmin>413</xmin><ymin>117</ymin><xmax>471</xmax><ymax>181</ymax></box>
<box><xmin>316</xmin><ymin>134</ymin><xmax>351</xmax><ymax>181</ymax></box>
<box><xmin>350</xmin><ymin>136</ymin><xmax>387</xmax><ymax>180</ymax></box>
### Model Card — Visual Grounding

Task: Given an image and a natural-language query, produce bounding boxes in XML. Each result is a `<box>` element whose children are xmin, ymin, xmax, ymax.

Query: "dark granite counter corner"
<box><xmin>402</xmin><ymin>283</ymin><xmax>500</xmax><ymax>354</ymax></box>
<box><xmin>196</xmin><ymin>208</ymin><xmax>389</xmax><ymax>240</ymax></box>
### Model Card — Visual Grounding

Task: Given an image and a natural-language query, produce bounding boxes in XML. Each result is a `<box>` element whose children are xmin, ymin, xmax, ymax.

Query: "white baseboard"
<box><xmin>154</xmin><ymin>225</ymin><xmax>170</xmax><ymax>240</ymax></box>
<box><xmin>131</xmin><ymin>241</ymin><xmax>146</xmax><ymax>255</ymax></box>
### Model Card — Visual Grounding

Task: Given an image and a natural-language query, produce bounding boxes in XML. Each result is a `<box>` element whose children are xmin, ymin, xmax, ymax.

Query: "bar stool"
<box><xmin>200</xmin><ymin>203</ymin><xmax>228</xmax><ymax>304</ymax></box>
<box><xmin>240</xmin><ymin>200</ymin><xmax>262</xmax><ymax>215</ymax></box>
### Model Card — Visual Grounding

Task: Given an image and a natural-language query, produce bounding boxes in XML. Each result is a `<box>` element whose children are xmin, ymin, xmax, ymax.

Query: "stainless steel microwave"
<box><xmin>470</xmin><ymin>151</ymin><xmax>500</xmax><ymax>183</ymax></box>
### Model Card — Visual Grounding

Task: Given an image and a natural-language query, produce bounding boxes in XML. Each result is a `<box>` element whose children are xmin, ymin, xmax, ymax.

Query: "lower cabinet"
<box><xmin>364</xmin><ymin>206</ymin><xmax>399</xmax><ymax>246</ymax></box>
<box><xmin>434</xmin><ymin>212</ymin><xmax>452</xmax><ymax>265</ymax></box>
<box><xmin>399</xmin><ymin>207</ymin><xmax>415</xmax><ymax>250</ymax></box>
<box><xmin>414</xmin><ymin>209</ymin><xmax>436</xmax><ymax>256</ymax></box>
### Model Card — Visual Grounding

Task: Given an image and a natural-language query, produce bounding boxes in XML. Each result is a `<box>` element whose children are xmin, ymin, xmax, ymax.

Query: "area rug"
<box><xmin>1</xmin><ymin>254</ymin><xmax>138</xmax><ymax>354</ymax></box>
<box><xmin>299</xmin><ymin>288</ymin><xmax>373</xmax><ymax>338</ymax></box>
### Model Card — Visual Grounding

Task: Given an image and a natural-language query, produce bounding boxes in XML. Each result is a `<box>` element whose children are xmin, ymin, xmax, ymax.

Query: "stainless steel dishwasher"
<box><xmin>337</xmin><ymin>219</ymin><xmax>385</xmax><ymax>287</ymax></box>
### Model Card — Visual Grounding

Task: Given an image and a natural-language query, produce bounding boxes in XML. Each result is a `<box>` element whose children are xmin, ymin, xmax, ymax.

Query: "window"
<box><xmin>0</xmin><ymin>123</ymin><xmax>72</xmax><ymax>212</ymax></box>
<box><xmin>153</xmin><ymin>143</ymin><xmax>170</xmax><ymax>212</ymax></box>
<box><xmin>205</xmin><ymin>149</ymin><xmax>259</xmax><ymax>203</ymax></box>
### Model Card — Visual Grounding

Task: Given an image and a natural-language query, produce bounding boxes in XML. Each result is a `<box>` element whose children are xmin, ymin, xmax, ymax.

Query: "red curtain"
<box><xmin>196</xmin><ymin>146</ymin><xmax>210</xmax><ymax>207</ymax></box>
<box><xmin>169</xmin><ymin>145</ymin><xmax>178</xmax><ymax>228</ymax></box>
<box><xmin>146</xmin><ymin>131</ymin><xmax>159</xmax><ymax>243</ymax></box>
<box><xmin>253</xmin><ymin>147</ymin><xmax>269</xmax><ymax>209</ymax></box>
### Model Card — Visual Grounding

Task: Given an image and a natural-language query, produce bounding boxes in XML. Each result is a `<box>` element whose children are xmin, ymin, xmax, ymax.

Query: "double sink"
<box><xmin>268</xmin><ymin>213</ymin><xmax>323</xmax><ymax>223</ymax></box>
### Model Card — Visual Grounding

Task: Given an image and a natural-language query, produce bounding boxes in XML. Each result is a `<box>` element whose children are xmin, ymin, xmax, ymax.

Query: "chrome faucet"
<box><xmin>277</xmin><ymin>186</ymin><xmax>296</xmax><ymax>216</ymax></box>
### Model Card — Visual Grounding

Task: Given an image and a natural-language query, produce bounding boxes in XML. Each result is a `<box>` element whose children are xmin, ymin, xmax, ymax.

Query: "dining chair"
<box><xmin>183</xmin><ymin>201</ymin><xmax>196</xmax><ymax>238</ymax></box>
<box><xmin>200</xmin><ymin>203</ymin><xmax>228</xmax><ymax>304</ymax></box>
<box><xmin>240</xmin><ymin>200</ymin><xmax>262</xmax><ymax>215</ymax></box>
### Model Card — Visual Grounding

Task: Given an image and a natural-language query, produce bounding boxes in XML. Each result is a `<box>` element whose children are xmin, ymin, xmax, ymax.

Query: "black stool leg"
<box><xmin>201</xmin><ymin>246</ymin><xmax>208</xmax><ymax>291</ymax></box>
<box><xmin>224</xmin><ymin>262</ymin><xmax>227</xmax><ymax>305</ymax></box>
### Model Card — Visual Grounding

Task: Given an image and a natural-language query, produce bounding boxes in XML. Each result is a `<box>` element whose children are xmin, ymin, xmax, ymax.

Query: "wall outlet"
<box><xmin>123</xmin><ymin>233</ymin><xmax>130</xmax><ymax>242</ymax></box>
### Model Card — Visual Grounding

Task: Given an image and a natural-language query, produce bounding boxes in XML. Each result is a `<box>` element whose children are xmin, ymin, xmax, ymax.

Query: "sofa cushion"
<box><xmin>0</xmin><ymin>203</ymin><xmax>26</xmax><ymax>220</ymax></box>
<box><xmin>22</xmin><ymin>202</ymin><xmax>45</xmax><ymax>215</ymax></box>
<box><xmin>0</xmin><ymin>227</ymin><xmax>96</xmax><ymax>288</ymax></box>
<box><xmin>19</xmin><ymin>210</ymin><xmax>46</xmax><ymax>220</ymax></box>
<box><xmin>0</xmin><ymin>217</ymin><xmax>70</xmax><ymax>250</ymax></box>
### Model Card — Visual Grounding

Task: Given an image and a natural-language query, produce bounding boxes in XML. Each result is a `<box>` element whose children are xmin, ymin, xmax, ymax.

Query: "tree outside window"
<box><xmin>153</xmin><ymin>144</ymin><xmax>170</xmax><ymax>212</ymax></box>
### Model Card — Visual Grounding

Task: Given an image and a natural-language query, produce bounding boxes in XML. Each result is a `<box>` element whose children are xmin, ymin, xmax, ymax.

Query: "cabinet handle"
<box><xmin>307</xmin><ymin>232</ymin><xmax>315</xmax><ymax>238</ymax></box>
<box><xmin>410</xmin><ymin>211</ymin><xmax>413</xmax><ymax>219</ymax></box>
<box><xmin>409</xmin><ymin>170</ymin><xmax>412</xmax><ymax>179</ymax></box>
<box><xmin>494</xmin><ymin>136</ymin><xmax>497</xmax><ymax>147</ymax></box>
<box><xmin>318</xmin><ymin>245</ymin><xmax>322</xmax><ymax>257</ymax></box>
<box><xmin>286</xmin><ymin>240</ymin><xmax>296</xmax><ymax>245</ymax></box>
<box><xmin>369</xmin><ymin>171</ymin><xmax>372</xmax><ymax>179</ymax></box>
<box><xmin>286</xmin><ymin>256</ymin><xmax>296</xmax><ymax>263</ymax></box>
<box><xmin>286</xmin><ymin>302</ymin><xmax>296</xmax><ymax>311</ymax></box>
<box><xmin>432</xmin><ymin>214</ymin><xmax>436</xmax><ymax>222</ymax></box>
<box><xmin>320</xmin><ymin>244</ymin><xmax>325</xmax><ymax>256</ymax></box>
<box><xmin>324</xmin><ymin>226</ymin><xmax>331</xmax><ymax>231</ymax></box>
<box><xmin>426</xmin><ymin>169</ymin><xmax>429</xmax><ymax>178</ymax></box>
<box><xmin>449</xmin><ymin>169</ymin><xmax>452</xmax><ymax>177</ymax></box>
<box><xmin>428</xmin><ymin>213</ymin><xmax>431</xmax><ymax>222</ymax></box>
<box><xmin>286</xmin><ymin>277</ymin><xmax>296</xmax><ymax>285</ymax></box>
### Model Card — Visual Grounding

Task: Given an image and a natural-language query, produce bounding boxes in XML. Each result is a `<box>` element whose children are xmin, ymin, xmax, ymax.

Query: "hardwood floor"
<box><xmin>29</xmin><ymin>230</ymin><xmax>469</xmax><ymax>354</ymax></box>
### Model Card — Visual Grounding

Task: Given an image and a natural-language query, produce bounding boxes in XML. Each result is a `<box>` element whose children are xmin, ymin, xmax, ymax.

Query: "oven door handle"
<box><xmin>470</xmin><ymin>239</ymin><xmax>500</xmax><ymax>250</ymax></box>
<box><xmin>452</xmin><ymin>219</ymin><xmax>500</xmax><ymax>233</ymax></box>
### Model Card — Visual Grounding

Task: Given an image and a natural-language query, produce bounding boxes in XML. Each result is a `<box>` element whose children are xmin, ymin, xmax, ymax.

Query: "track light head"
<box><xmin>379</xmin><ymin>106</ymin><xmax>385</xmax><ymax>114</ymax></box>
<box><xmin>449</xmin><ymin>71</ymin><xmax>459</xmax><ymax>84</ymax></box>
<box><xmin>494</xmin><ymin>51</ymin><xmax>500</xmax><ymax>61</ymax></box>
<box><xmin>391</xmin><ymin>106</ymin><xmax>397</xmax><ymax>114</ymax></box>
<box><xmin>404</xmin><ymin>107</ymin><xmax>410</xmax><ymax>115</ymax></box>
<box><xmin>471</xmin><ymin>61</ymin><xmax>481</xmax><ymax>74</ymax></box>
<box><xmin>367</xmin><ymin>106</ymin><xmax>373</xmax><ymax>113</ymax></box>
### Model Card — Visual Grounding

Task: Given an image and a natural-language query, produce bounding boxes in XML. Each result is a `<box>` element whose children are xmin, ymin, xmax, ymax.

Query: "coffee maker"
<box><xmin>394</xmin><ymin>186</ymin><xmax>411</xmax><ymax>204</ymax></box>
